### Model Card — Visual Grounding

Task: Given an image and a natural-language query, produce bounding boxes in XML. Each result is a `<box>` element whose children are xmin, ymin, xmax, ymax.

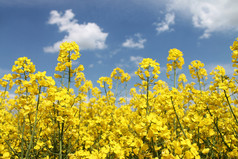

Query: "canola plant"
<box><xmin>0</xmin><ymin>38</ymin><xmax>238</xmax><ymax>158</ymax></box>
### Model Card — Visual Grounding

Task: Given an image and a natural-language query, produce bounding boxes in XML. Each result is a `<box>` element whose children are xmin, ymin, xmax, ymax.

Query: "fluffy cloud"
<box><xmin>97</xmin><ymin>60</ymin><xmax>102</xmax><ymax>64</ymax></box>
<box><xmin>155</xmin><ymin>12</ymin><xmax>175</xmax><ymax>34</ymax></box>
<box><xmin>44</xmin><ymin>9</ymin><xmax>108</xmax><ymax>53</ymax></box>
<box><xmin>122</xmin><ymin>33</ymin><xmax>146</xmax><ymax>49</ymax></box>
<box><xmin>89</xmin><ymin>64</ymin><xmax>94</xmax><ymax>68</ymax></box>
<box><xmin>130</xmin><ymin>56</ymin><xmax>144</xmax><ymax>66</ymax></box>
<box><xmin>167</xmin><ymin>0</ymin><xmax>238</xmax><ymax>38</ymax></box>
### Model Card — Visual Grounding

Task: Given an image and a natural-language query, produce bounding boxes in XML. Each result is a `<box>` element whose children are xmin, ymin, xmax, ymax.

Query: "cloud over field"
<box><xmin>166</xmin><ymin>0</ymin><xmax>238</xmax><ymax>38</ymax></box>
<box><xmin>122</xmin><ymin>33</ymin><xmax>146</xmax><ymax>49</ymax></box>
<box><xmin>155</xmin><ymin>12</ymin><xmax>175</xmax><ymax>34</ymax></box>
<box><xmin>130</xmin><ymin>56</ymin><xmax>144</xmax><ymax>66</ymax></box>
<box><xmin>44</xmin><ymin>9</ymin><xmax>108</xmax><ymax>53</ymax></box>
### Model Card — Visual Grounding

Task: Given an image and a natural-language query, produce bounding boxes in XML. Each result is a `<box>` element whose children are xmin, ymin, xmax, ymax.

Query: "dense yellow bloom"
<box><xmin>1</xmin><ymin>38</ymin><xmax>238</xmax><ymax>159</ymax></box>
<box><xmin>135</xmin><ymin>58</ymin><xmax>160</xmax><ymax>81</ymax></box>
<box><xmin>97</xmin><ymin>76</ymin><xmax>113</xmax><ymax>89</ymax></box>
<box><xmin>111</xmin><ymin>67</ymin><xmax>130</xmax><ymax>83</ymax></box>
<box><xmin>231</xmin><ymin>38</ymin><xmax>238</xmax><ymax>64</ymax></box>
<box><xmin>178</xmin><ymin>73</ymin><xmax>187</xmax><ymax>83</ymax></box>
<box><xmin>231</xmin><ymin>38</ymin><xmax>238</xmax><ymax>75</ymax></box>
<box><xmin>55</xmin><ymin>41</ymin><xmax>81</xmax><ymax>72</ymax></box>
<box><xmin>12</xmin><ymin>56</ymin><xmax>36</xmax><ymax>74</ymax></box>
<box><xmin>178</xmin><ymin>73</ymin><xmax>187</xmax><ymax>90</ymax></box>
<box><xmin>166</xmin><ymin>48</ymin><xmax>184</xmax><ymax>79</ymax></box>
<box><xmin>167</xmin><ymin>48</ymin><xmax>184</xmax><ymax>69</ymax></box>
<box><xmin>189</xmin><ymin>60</ymin><xmax>207</xmax><ymax>79</ymax></box>
<box><xmin>188</xmin><ymin>60</ymin><xmax>207</xmax><ymax>89</ymax></box>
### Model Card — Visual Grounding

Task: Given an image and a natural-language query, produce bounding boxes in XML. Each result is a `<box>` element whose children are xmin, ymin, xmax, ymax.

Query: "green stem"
<box><xmin>61</xmin><ymin>70</ymin><xmax>66</xmax><ymax>87</ymax></box>
<box><xmin>151</xmin><ymin>137</ymin><xmax>158</xmax><ymax>157</ymax></box>
<box><xmin>125</xmin><ymin>83</ymin><xmax>128</xmax><ymax>105</ymax></box>
<box><xmin>115</xmin><ymin>79</ymin><xmax>118</xmax><ymax>98</ymax></box>
<box><xmin>173</xmin><ymin>67</ymin><xmax>176</xmax><ymax>88</ymax></box>
<box><xmin>5</xmin><ymin>139</ymin><xmax>18</xmax><ymax>157</ymax></box>
<box><xmin>171</xmin><ymin>96</ymin><xmax>187</xmax><ymax>139</ymax></box>
<box><xmin>103</xmin><ymin>82</ymin><xmax>111</xmax><ymax>106</ymax></box>
<box><xmin>53</xmin><ymin>104</ymin><xmax>57</xmax><ymax>159</ymax></box>
<box><xmin>59</xmin><ymin>51</ymin><xmax>71</xmax><ymax>159</ymax></box>
<box><xmin>65</xmin><ymin>139</ymin><xmax>79</xmax><ymax>157</ymax></box>
<box><xmin>173</xmin><ymin>118</ymin><xmax>177</xmax><ymax>139</ymax></box>
<box><xmin>197</xmin><ymin>71</ymin><xmax>202</xmax><ymax>91</ymax></box>
<box><xmin>68</xmin><ymin>51</ymin><xmax>71</xmax><ymax>91</ymax></box>
<box><xmin>224</xmin><ymin>90</ymin><xmax>238</xmax><ymax>125</ymax></box>
<box><xmin>59</xmin><ymin>122</ymin><xmax>64</xmax><ymax>159</ymax></box>
<box><xmin>146</xmin><ymin>77</ymin><xmax>149</xmax><ymax>115</ymax></box>
<box><xmin>0</xmin><ymin>84</ymin><xmax>8</xmax><ymax>108</ymax></box>
<box><xmin>25</xmin><ymin>86</ymin><xmax>41</xmax><ymax>158</ymax></box>
<box><xmin>197</xmin><ymin>127</ymin><xmax>200</xmax><ymax>148</ymax></box>
<box><xmin>58</xmin><ymin>120</ymin><xmax>62</xmax><ymax>159</ymax></box>
<box><xmin>206</xmin><ymin>106</ymin><xmax>232</xmax><ymax>152</ymax></box>
<box><xmin>20</xmin><ymin>117</ymin><xmax>25</xmax><ymax>159</ymax></box>
<box><xmin>214</xmin><ymin>117</ymin><xmax>232</xmax><ymax>151</ymax></box>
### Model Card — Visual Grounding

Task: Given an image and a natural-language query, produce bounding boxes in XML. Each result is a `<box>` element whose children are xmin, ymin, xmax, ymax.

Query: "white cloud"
<box><xmin>155</xmin><ymin>12</ymin><xmax>175</xmax><ymax>34</ymax></box>
<box><xmin>97</xmin><ymin>60</ymin><xmax>102</xmax><ymax>64</ymax></box>
<box><xmin>44</xmin><ymin>9</ymin><xmax>108</xmax><ymax>53</ymax></box>
<box><xmin>130</xmin><ymin>56</ymin><xmax>144</xmax><ymax>66</ymax></box>
<box><xmin>167</xmin><ymin>0</ymin><xmax>238</xmax><ymax>39</ymax></box>
<box><xmin>89</xmin><ymin>64</ymin><xmax>94</xmax><ymax>68</ymax></box>
<box><xmin>122</xmin><ymin>33</ymin><xmax>146</xmax><ymax>49</ymax></box>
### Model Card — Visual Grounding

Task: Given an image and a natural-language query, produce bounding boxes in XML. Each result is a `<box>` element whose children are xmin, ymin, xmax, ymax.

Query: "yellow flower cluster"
<box><xmin>231</xmin><ymin>38</ymin><xmax>238</xmax><ymax>75</ymax></box>
<box><xmin>110</xmin><ymin>67</ymin><xmax>130</xmax><ymax>83</ymax></box>
<box><xmin>231</xmin><ymin>38</ymin><xmax>238</xmax><ymax>64</ymax></box>
<box><xmin>97</xmin><ymin>76</ymin><xmax>113</xmax><ymax>89</ymax></box>
<box><xmin>177</xmin><ymin>73</ymin><xmax>187</xmax><ymax>90</ymax></box>
<box><xmin>55</xmin><ymin>41</ymin><xmax>80</xmax><ymax>72</ymax></box>
<box><xmin>166</xmin><ymin>48</ymin><xmax>184</xmax><ymax>88</ymax></box>
<box><xmin>167</xmin><ymin>48</ymin><xmax>184</xmax><ymax>71</ymax></box>
<box><xmin>1</xmin><ymin>38</ymin><xmax>238</xmax><ymax>159</ymax></box>
<box><xmin>188</xmin><ymin>60</ymin><xmax>207</xmax><ymax>90</ymax></box>
<box><xmin>135</xmin><ymin>58</ymin><xmax>160</xmax><ymax>80</ymax></box>
<box><xmin>189</xmin><ymin>60</ymin><xmax>207</xmax><ymax>79</ymax></box>
<box><xmin>12</xmin><ymin>57</ymin><xmax>36</xmax><ymax>74</ymax></box>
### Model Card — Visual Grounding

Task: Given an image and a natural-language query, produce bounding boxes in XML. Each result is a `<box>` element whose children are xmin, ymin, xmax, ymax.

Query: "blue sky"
<box><xmin>0</xmin><ymin>0</ymin><xmax>238</xmax><ymax>90</ymax></box>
